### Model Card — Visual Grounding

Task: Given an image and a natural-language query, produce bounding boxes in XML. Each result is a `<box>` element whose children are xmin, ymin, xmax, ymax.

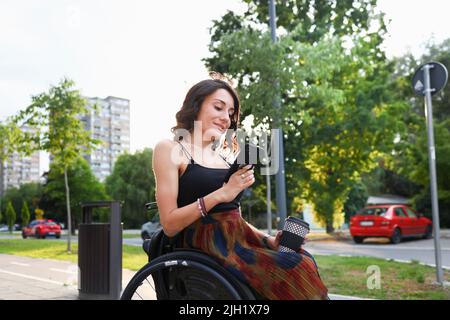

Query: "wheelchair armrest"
<box><xmin>142</xmin><ymin>228</ymin><xmax>184</xmax><ymax>261</ymax></box>
<box><xmin>143</xmin><ymin>228</ymin><xmax>164</xmax><ymax>260</ymax></box>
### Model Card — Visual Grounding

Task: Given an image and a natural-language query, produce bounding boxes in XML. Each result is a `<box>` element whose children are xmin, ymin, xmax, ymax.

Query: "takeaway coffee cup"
<box><xmin>279</xmin><ymin>216</ymin><xmax>310</xmax><ymax>253</ymax></box>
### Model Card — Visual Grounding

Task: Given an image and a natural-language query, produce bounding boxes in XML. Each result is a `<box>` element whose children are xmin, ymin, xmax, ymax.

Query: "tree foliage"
<box><xmin>202</xmin><ymin>0</ymin><xmax>409</xmax><ymax>231</ymax></box>
<box><xmin>205</xmin><ymin>0</ymin><xmax>383</xmax><ymax>73</ymax></box>
<box><xmin>21</xmin><ymin>200</ymin><xmax>31</xmax><ymax>227</ymax></box>
<box><xmin>0</xmin><ymin>182</ymin><xmax>42</xmax><ymax>224</ymax></box>
<box><xmin>105</xmin><ymin>148</ymin><xmax>155</xmax><ymax>228</ymax></box>
<box><xmin>343</xmin><ymin>180</ymin><xmax>368</xmax><ymax>221</ymax></box>
<box><xmin>40</xmin><ymin>157</ymin><xmax>108</xmax><ymax>228</ymax></box>
<box><xmin>14</xmin><ymin>78</ymin><xmax>98</xmax><ymax>251</ymax></box>
<box><xmin>5</xmin><ymin>201</ymin><xmax>16</xmax><ymax>233</ymax></box>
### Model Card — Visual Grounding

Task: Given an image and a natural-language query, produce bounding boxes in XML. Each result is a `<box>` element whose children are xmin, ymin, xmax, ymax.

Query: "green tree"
<box><xmin>15</xmin><ymin>78</ymin><xmax>98</xmax><ymax>252</ymax></box>
<box><xmin>205</xmin><ymin>26</ymin><xmax>407</xmax><ymax>232</ymax></box>
<box><xmin>21</xmin><ymin>201</ymin><xmax>31</xmax><ymax>227</ymax></box>
<box><xmin>5</xmin><ymin>201</ymin><xmax>16</xmax><ymax>233</ymax></box>
<box><xmin>344</xmin><ymin>181</ymin><xmax>369</xmax><ymax>222</ymax></box>
<box><xmin>205</xmin><ymin>0</ymin><xmax>383</xmax><ymax>74</ymax></box>
<box><xmin>40</xmin><ymin>157</ymin><xmax>109</xmax><ymax>230</ymax></box>
<box><xmin>0</xmin><ymin>183</ymin><xmax>43</xmax><ymax>223</ymax></box>
<box><xmin>203</xmin><ymin>0</ymin><xmax>407</xmax><ymax>232</ymax></box>
<box><xmin>105</xmin><ymin>149</ymin><xmax>155</xmax><ymax>228</ymax></box>
<box><xmin>0</xmin><ymin>120</ymin><xmax>24</xmax><ymax>212</ymax></box>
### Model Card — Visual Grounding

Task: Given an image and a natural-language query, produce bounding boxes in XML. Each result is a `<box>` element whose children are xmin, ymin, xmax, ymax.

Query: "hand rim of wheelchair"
<box><xmin>120</xmin><ymin>250</ymin><xmax>258</xmax><ymax>300</ymax></box>
<box><xmin>128</xmin><ymin>202</ymin><xmax>263</xmax><ymax>300</ymax></box>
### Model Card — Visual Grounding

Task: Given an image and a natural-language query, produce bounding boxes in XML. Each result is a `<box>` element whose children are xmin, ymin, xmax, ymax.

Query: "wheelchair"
<box><xmin>120</xmin><ymin>202</ymin><xmax>265</xmax><ymax>300</ymax></box>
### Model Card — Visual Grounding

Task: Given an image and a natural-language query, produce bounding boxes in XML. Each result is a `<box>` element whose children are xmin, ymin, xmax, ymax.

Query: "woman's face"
<box><xmin>196</xmin><ymin>88</ymin><xmax>235</xmax><ymax>142</ymax></box>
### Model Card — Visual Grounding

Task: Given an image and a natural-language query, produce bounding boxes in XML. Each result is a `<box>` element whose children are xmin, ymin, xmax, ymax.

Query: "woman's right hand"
<box><xmin>220</xmin><ymin>165</ymin><xmax>255</xmax><ymax>202</ymax></box>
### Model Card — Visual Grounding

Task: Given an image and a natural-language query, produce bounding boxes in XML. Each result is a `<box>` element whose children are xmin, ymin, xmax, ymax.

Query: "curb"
<box><xmin>328</xmin><ymin>293</ymin><xmax>374</xmax><ymax>300</ymax></box>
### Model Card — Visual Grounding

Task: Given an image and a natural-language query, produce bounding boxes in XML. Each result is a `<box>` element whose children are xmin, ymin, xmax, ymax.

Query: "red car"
<box><xmin>22</xmin><ymin>219</ymin><xmax>62</xmax><ymax>239</ymax></box>
<box><xmin>350</xmin><ymin>204</ymin><xmax>433</xmax><ymax>244</ymax></box>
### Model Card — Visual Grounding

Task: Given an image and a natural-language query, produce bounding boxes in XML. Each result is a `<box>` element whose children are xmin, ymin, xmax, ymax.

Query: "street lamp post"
<box><xmin>268</xmin><ymin>0</ymin><xmax>288</xmax><ymax>230</ymax></box>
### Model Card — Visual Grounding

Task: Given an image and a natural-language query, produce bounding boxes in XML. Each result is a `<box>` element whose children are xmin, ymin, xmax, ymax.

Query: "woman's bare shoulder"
<box><xmin>154</xmin><ymin>139</ymin><xmax>178</xmax><ymax>153</ymax></box>
<box><xmin>153</xmin><ymin>139</ymin><xmax>182</xmax><ymax>168</ymax></box>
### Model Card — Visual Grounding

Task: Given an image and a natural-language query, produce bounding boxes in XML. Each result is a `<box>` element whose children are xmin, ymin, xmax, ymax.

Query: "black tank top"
<box><xmin>176</xmin><ymin>141</ymin><xmax>243</xmax><ymax>213</ymax></box>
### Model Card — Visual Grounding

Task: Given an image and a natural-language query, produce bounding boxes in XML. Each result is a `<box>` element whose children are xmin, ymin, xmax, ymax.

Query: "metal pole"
<box><xmin>110</xmin><ymin>201</ymin><xmax>122</xmax><ymax>299</ymax></box>
<box><xmin>269</xmin><ymin>0</ymin><xmax>288</xmax><ymax>230</ymax></box>
<box><xmin>266</xmin><ymin>173</ymin><xmax>272</xmax><ymax>235</ymax></box>
<box><xmin>423</xmin><ymin>64</ymin><xmax>444</xmax><ymax>285</ymax></box>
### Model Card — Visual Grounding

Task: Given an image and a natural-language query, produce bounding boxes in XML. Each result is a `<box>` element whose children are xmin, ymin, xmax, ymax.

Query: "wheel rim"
<box><xmin>121</xmin><ymin>259</ymin><xmax>242</xmax><ymax>300</ymax></box>
<box><xmin>393</xmin><ymin>229</ymin><xmax>401</xmax><ymax>242</ymax></box>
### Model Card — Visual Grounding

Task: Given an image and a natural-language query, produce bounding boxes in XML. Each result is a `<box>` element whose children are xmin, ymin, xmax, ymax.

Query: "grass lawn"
<box><xmin>0</xmin><ymin>238</ymin><xmax>449</xmax><ymax>299</ymax></box>
<box><xmin>0</xmin><ymin>239</ymin><xmax>148</xmax><ymax>271</ymax></box>
<box><xmin>315</xmin><ymin>255</ymin><xmax>450</xmax><ymax>300</ymax></box>
<box><xmin>122</xmin><ymin>233</ymin><xmax>142</xmax><ymax>239</ymax></box>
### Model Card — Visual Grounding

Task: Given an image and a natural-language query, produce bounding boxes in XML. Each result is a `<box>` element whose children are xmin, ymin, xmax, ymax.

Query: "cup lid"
<box><xmin>286</xmin><ymin>216</ymin><xmax>310</xmax><ymax>229</ymax></box>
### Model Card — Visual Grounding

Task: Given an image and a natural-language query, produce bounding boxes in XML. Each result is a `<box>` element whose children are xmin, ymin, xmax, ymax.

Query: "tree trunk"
<box><xmin>64</xmin><ymin>167</ymin><xmax>72</xmax><ymax>254</ymax></box>
<box><xmin>326</xmin><ymin>221</ymin><xmax>334</xmax><ymax>234</ymax></box>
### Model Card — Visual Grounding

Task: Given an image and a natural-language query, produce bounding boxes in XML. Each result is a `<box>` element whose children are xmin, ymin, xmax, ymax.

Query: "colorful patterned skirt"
<box><xmin>182</xmin><ymin>208</ymin><xmax>329</xmax><ymax>300</ymax></box>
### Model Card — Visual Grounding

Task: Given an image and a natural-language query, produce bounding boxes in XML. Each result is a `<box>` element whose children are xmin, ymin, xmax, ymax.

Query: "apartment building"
<box><xmin>0</xmin><ymin>126</ymin><xmax>40</xmax><ymax>196</ymax></box>
<box><xmin>81</xmin><ymin>96</ymin><xmax>130</xmax><ymax>181</ymax></box>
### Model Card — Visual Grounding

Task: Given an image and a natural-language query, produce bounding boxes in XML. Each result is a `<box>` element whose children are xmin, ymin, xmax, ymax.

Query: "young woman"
<box><xmin>152</xmin><ymin>76</ymin><xmax>328</xmax><ymax>300</ymax></box>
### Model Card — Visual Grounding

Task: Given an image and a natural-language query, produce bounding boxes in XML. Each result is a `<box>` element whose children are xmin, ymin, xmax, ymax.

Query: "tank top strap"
<box><xmin>176</xmin><ymin>141</ymin><xmax>195</xmax><ymax>164</ymax></box>
<box><xmin>220</xmin><ymin>154</ymin><xmax>232</xmax><ymax>167</ymax></box>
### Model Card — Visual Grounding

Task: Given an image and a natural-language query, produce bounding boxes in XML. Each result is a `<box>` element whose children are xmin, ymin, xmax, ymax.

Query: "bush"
<box><xmin>5</xmin><ymin>201</ymin><xmax>16</xmax><ymax>233</ymax></box>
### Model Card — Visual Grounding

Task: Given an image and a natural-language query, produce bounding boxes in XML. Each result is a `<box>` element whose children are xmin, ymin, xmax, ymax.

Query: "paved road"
<box><xmin>125</xmin><ymin>235</ymin><xmax>450</xmax><ymax>269</ymax></box>
<box><xmin>3</xmin><ymin>232</ymin><xmax>449</xmax><ymax>268</ymax></box>
<box><xmin>304</xmin><ymin>237</ymin><xmax>450</xmax><ymax>268</ymax></box>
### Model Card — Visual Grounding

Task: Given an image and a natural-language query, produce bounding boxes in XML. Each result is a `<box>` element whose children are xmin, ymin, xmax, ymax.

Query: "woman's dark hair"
<box><xmin>171</xmin><ymin>76</ymin><xmax>241</xmax><ymax>134</ymax></box>
<box><xmin>171</xmin><ymin>74</ymin><xmax>241</xmax><ymax>156</ymax></box>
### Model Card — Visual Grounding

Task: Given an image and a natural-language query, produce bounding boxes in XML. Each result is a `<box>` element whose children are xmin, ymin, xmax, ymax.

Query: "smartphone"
<box><xmin>223</xmin><ymin>143</ymin><xmax>257</xmax><ymax>183</ymax></box>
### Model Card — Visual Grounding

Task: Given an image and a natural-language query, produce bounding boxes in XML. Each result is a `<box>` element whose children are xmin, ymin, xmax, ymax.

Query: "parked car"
<box><xmin>22</xmin><ymin>219</ymin><xmax>62</xmax><ymax>239</ymax></box>
<box><xmin>141</xmin><ymin>213</ymin><xmax>162</xmax><ymax>240</ymax></box>
<box><xmin>350</xmin><ymin>204</ymin><xmax>433</xmax><ymax>244</ymax></box>
<box><xmin>0</xmin><ymin>224</ymin><xmax>22</xmax><ymax>232</ymax></box>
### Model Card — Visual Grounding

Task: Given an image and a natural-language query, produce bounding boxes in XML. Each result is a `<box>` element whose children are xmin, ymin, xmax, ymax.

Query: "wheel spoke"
<box><xmin>134</xmin><ymin>290</ymin><xmax>144</xmax><ymax>300</ymax></box>
<box><xmin>145</xmin><ymin>277</ymin><xmax>155</xmax><ymax>292</ymax></box>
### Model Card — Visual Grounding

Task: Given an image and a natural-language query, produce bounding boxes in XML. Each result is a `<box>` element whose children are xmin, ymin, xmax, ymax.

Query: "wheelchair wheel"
<box><xmin>121</xmin><ymin>251</ymin><xmax>255</xmax><ymax>300</ymax></box>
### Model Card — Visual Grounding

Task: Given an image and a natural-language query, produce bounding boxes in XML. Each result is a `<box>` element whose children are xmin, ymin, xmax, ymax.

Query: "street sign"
<box><xmin>412</xmin><ymin>62</ymin><xmax>448</xmax><ymax>96</ymax></box>
<box><xmin>411</xmin><ymin>61</ymin><xmax>448</xmax><ymax>286</ymax></box>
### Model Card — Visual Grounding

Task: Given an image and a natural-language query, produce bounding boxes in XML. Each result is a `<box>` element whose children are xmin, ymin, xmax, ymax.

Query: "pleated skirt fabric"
<box><xmin>182</xmin><ymin>209</ymin><xmax>329</xmax><ymax>300</ymax></box>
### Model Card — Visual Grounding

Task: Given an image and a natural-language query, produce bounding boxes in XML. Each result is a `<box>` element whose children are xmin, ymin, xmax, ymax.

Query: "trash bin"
<box><xmin>78</xmin><ymin>201</ymin><xmax>122</xmax><ymax>300</ymax></box>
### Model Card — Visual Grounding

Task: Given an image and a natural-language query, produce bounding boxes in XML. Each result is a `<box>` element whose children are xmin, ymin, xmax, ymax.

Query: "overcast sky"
<box><xmin>1</xmin><ymin>0</ymin><xmax>449</xmax><ymax>173</ymax></box>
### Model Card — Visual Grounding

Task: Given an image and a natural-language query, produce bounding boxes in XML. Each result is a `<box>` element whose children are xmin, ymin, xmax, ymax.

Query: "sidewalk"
<box><xmin>0</xmin><ymin>254</ymin><xmax>365</xmax><ymax>300</ymax></box>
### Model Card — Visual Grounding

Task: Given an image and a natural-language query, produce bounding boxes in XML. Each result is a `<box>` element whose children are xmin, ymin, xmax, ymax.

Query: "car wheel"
<box><xmin>390</xmin><ymin>228</ymin><xmax>402</xmax><ymax>244</ymax></box>
<box><xmin>353</xmin><ymin>236</ymin><xmax>365</xmax><ymax>244</ymax></box>
<box><xmin>141</xmin><ymin>231</ymin><xmax>150</xmax><ymax>240</ymax></box>
<box><xmin>41</xmin><ymin>234</ymin><xmax>46</xmax><ymax>239</ymax></box>
<box><xmin>56</xmin><ymin>234</ymin><xmax>61</xmax><ymax>239</ymax></box>
<box><xmin>22</xmin><ymin>233</ymin><xmax>27</xmax><ymax>239</ymax></box>
<box><xmin>423</xmin><ymin>225</ymin><xmax>433</xmax><ymax>239</ymax></box>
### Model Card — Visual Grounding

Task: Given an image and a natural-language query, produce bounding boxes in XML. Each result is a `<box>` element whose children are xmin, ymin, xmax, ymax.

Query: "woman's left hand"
<box><xmin>267</xmin><ymin>230</ymin><xmax>282</xmax><ymax>251</ymax></box>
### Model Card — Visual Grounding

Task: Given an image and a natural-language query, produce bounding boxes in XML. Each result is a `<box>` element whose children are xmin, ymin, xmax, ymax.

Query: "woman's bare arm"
<box><xmin>153</xmin><ymin>139</ymin><xmax>225</xmax><ymax>237</ymax></box>
<box><xmin>153</xmin><ymin>139</ymin><xmax>255</xmax><ymax>237</ymax></box>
